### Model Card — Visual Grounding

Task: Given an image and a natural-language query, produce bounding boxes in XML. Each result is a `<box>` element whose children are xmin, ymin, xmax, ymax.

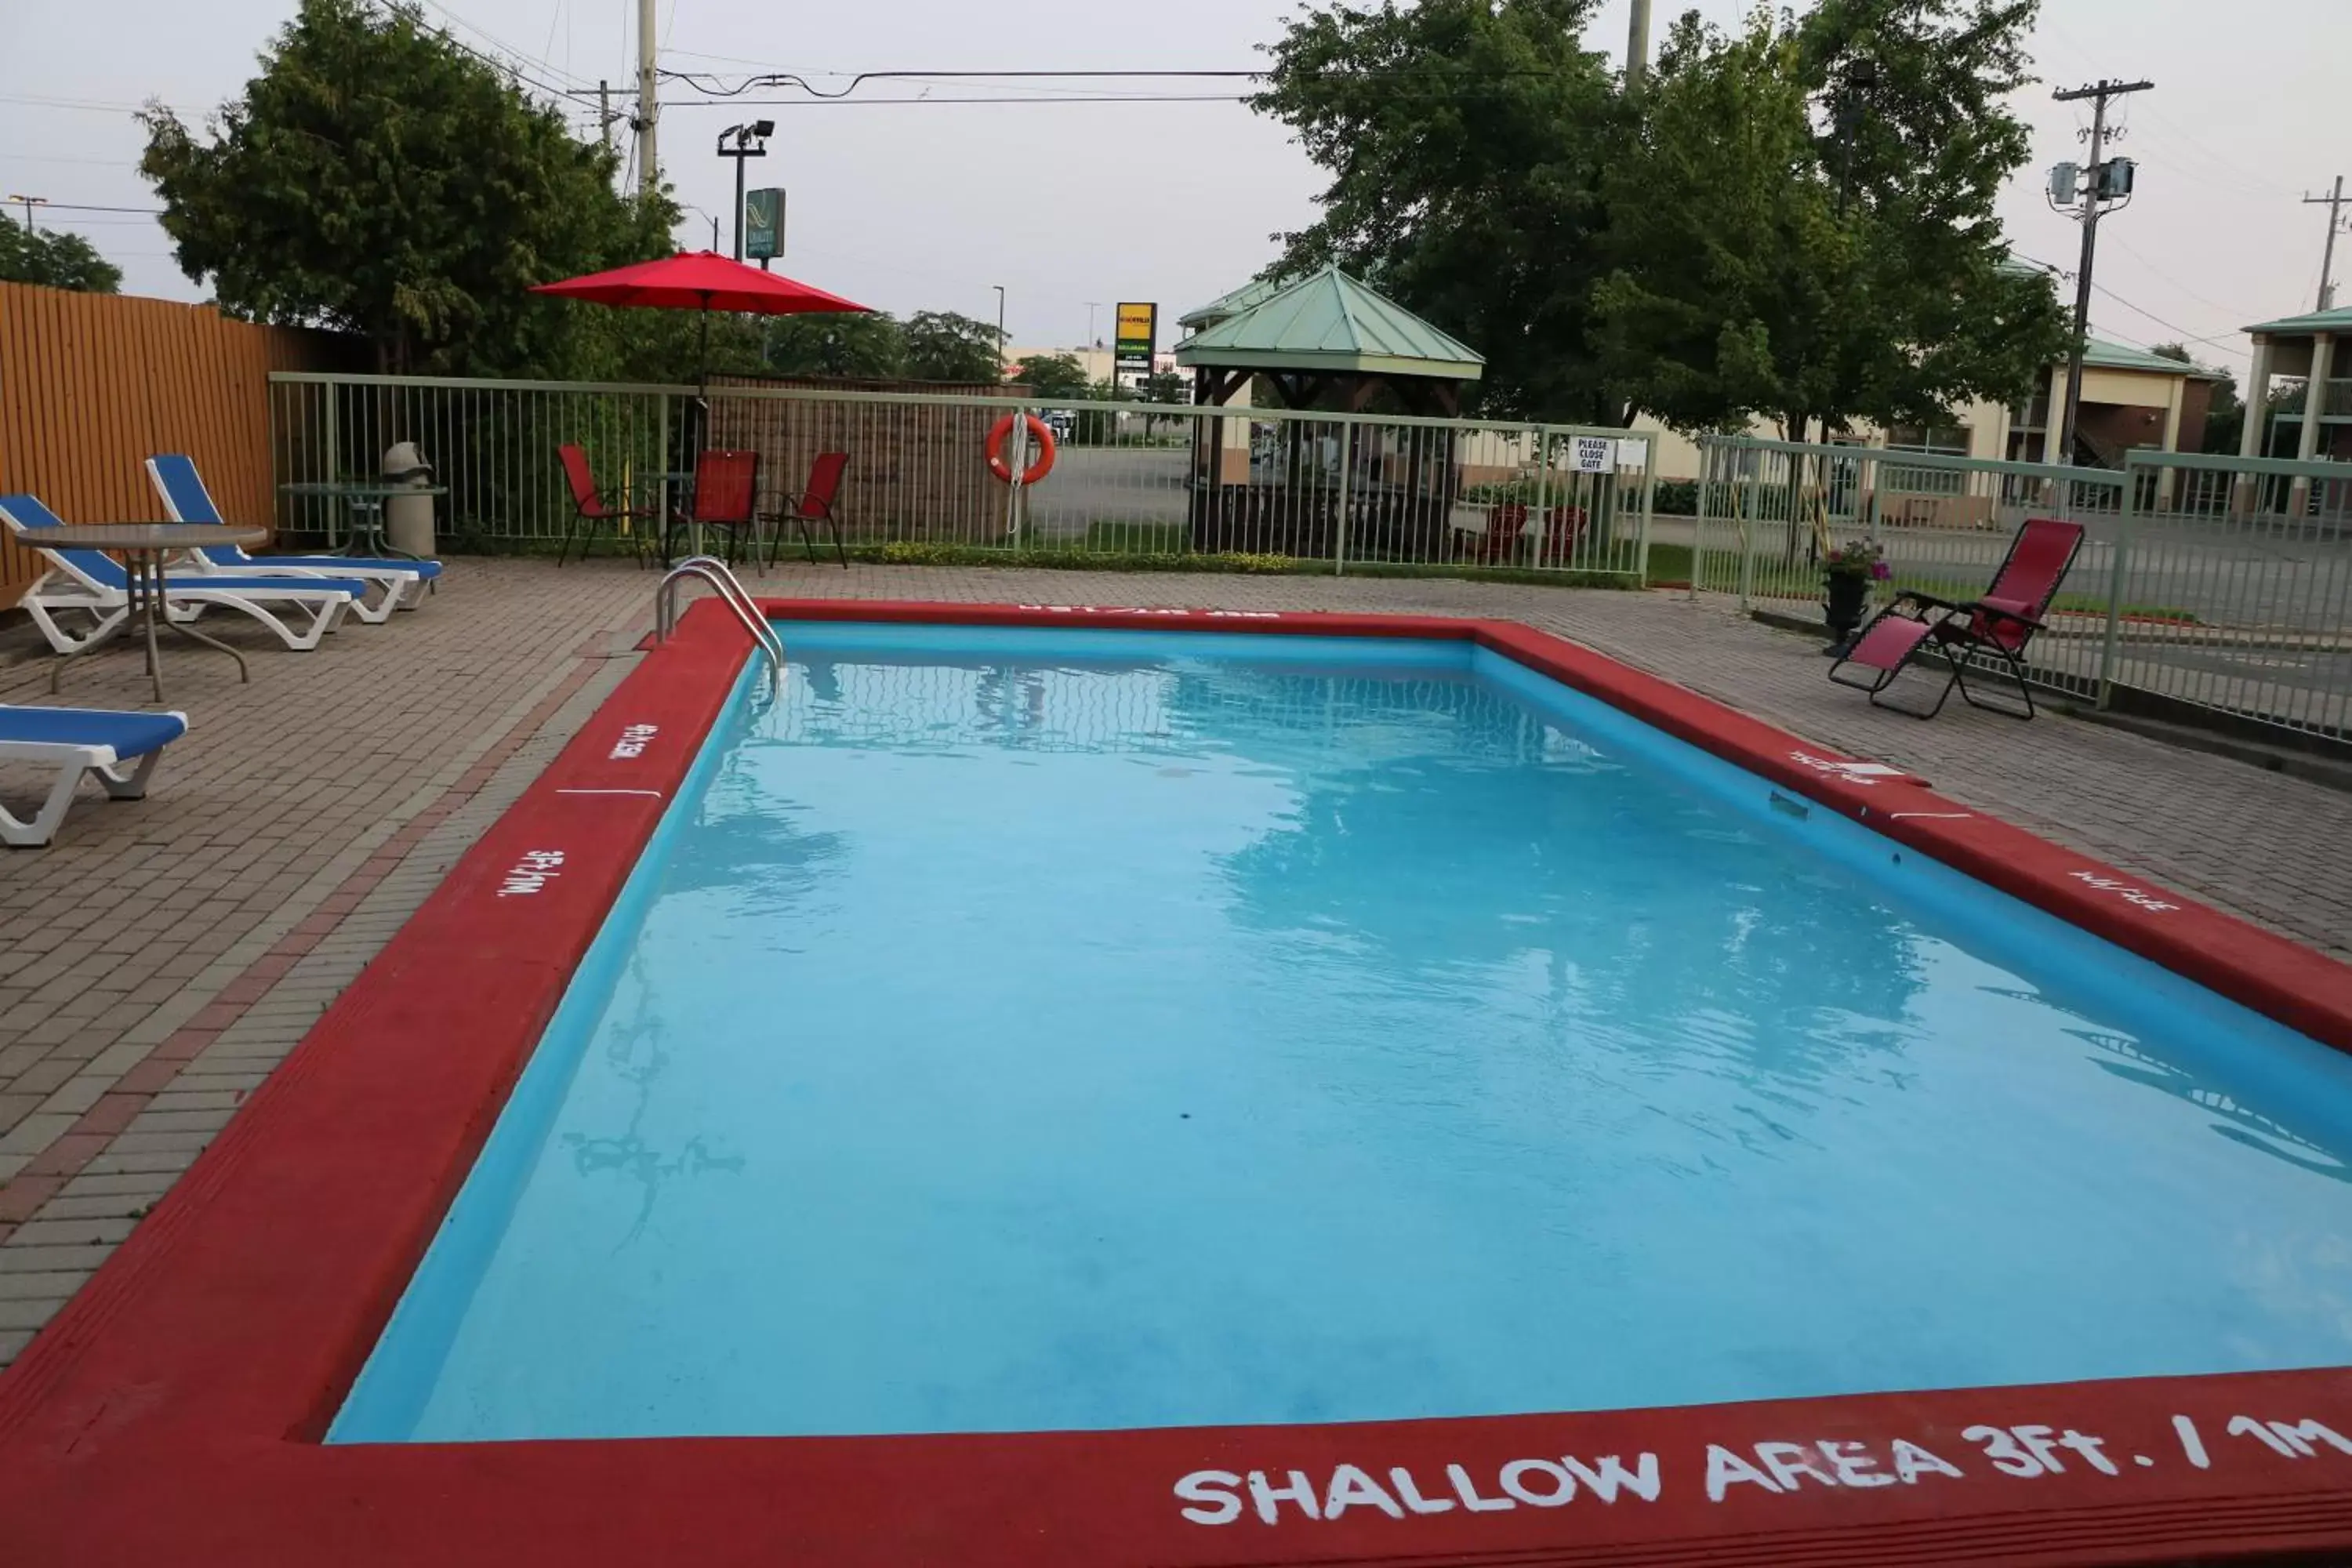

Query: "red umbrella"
<box><xmin>532</xmin><ymin>249</ymin><xmax>871</xmax><ymax>393</ymax></box>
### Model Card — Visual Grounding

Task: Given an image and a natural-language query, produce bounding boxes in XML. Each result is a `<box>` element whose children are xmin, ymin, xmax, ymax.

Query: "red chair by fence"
<box><xmin>764</xmin><ymin>452</ymin><xmax>851</xmax><ymax>569</ymax></box>
<box><xmin>667</xmin><ymin>448</ymin><xmax>760</xmax><ymax>569</ymax></box>
<box><xmin>1828</xmin><ymin>516</ymin><xmax>2086</xmax><ymax>720</ymax></box>
<box><xmin>555</xmin><ymin>444</ymin><xmax>657</xmax><ymax>568</ymax></box>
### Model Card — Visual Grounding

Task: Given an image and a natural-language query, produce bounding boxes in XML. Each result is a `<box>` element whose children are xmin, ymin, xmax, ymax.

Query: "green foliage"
<box><xmin>763</xmin><ymin>311</ymin><xmax>908</xmax><ymax>379</ymax></box>
<box><xmin>1594</xmin><ymin>2</ymin><xmax>2064</xmax><ymax>442</ymax></box>
<box><xmin>138</xmin><ymin>0</ymin><xmax>676</xmax><ymax>376</ymax></box>
<box><xmin>0</xmin><ymin>223</ymin><xmax>122</xmax><ymax>292</ymax></box>
<box><xmin>1014</xmin><ymin>351</ymin><xmax>1092</xmax><ymax>401</ymax></box>
<box><xmin>1253</xmin><ymin>0</ymin><xmax>1625</xmax><ymax>423</ymax></box>
<box><xmin>902</xmin><ymin>310</ymin><xmax>1007</xmax><ymax>383</ymax></box>
<box><xmin>1255</xmin><ymin>0</ymin><xmax>2064</xmax><ymax>441</ymax></box>
<box><xmin>1138</xmin><ymin>371</ymin><xmax>1189</xmax><ymax>405</ymax></box>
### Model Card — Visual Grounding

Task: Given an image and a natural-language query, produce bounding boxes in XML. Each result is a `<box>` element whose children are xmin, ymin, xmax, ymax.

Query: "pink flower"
<box><xmin>1870</xmin><ymin>560</ymin><xmax>1893</xmax><ymax>581</ymax></box>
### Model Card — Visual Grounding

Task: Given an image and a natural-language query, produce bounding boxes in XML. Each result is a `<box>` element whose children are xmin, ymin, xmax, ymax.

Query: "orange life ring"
<box><xmin>985</xmin><ymin>414</ymin><xmax>1058</xmax><ymax>485</ymax></box>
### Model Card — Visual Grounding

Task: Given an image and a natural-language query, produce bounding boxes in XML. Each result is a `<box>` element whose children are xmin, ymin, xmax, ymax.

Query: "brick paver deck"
<box><xmin>1</xmin><ymin>558</ymin><xmax>2346</xmax><ymax>1368</ymax></box>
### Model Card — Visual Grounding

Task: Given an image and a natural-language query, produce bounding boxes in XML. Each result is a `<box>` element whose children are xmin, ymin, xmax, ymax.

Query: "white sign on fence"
<box><xmin>1571</xmin><ymin>436</ymin><xmax>1617</xmax><ymax>474</ymax></box>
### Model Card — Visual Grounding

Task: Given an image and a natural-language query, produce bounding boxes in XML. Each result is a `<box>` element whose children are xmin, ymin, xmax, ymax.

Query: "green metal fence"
<box><xmin>1686</xmin><ymin>434</ymin><xmax>2351</xmax><ymax>741</ymax></box>
<box><xmin>267</xmin><ymin>372</ymin><xmax>1656</xmax><ymax>581</ymax></box>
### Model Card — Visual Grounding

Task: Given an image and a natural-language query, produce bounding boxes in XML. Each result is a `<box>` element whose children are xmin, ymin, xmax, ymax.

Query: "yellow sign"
<box><xmin>1114</xmin><ymin>302</ymin><xmax>1157</xmax><ymax>368</ymax></box>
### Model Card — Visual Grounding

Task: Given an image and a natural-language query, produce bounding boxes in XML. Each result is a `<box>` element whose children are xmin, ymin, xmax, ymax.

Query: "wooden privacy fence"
<box><xmin>0</xmin><ymin>282</ymin><xmax>359</xmax><ymax>605</ymax></box>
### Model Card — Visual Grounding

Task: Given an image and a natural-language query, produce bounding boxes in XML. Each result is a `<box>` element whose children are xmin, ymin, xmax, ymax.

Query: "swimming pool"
<box><xmin>9</xmin><ymin>601</ymin><xmax>2352</xmax><ymax>1568</ymax></box>
<box><xmin>334</xmin><ymin>618</ymin><xmax>2352</xmax><ymax>1446</ymax></box>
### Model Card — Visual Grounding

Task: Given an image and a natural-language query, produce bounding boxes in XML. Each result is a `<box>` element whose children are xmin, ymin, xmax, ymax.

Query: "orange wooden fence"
<box><xmin>0</xmin><ymin>282</ymin><xmax>360</xmax><ymax>606</ymax></box>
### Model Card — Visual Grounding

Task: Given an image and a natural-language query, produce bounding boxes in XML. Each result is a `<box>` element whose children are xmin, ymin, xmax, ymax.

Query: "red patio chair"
<box><xmin>1828</xmin><ymin>517</ymin><xmax>2085</xmax><ymax>719</ymax></box>
<box><xmin>555</xmin><ymin>443</ymin><xmax>657</xmax><ymax>568</ymax></box>
<box><xmin>1457</xmin><ymin>503</ymin><xmax>1527</xmax><ymax>565</ymax></box>
<box><xmin>762</xmin><ymin>451</ymin><xmax>851</xmax><ymax>569</ymax></box>
<box><xmin>666</xmin><ymin>448</ymin><xmax>760</xmax><ymax>569</ymax></box>
<box><xmin>1531</xmin><ymin>506</ymin><xmax>1589</xmax><ymax>568</ymax></box>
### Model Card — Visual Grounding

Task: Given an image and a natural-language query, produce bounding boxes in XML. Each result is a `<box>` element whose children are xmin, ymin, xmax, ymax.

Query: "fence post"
<box><xmin>2096</xmin><ymin>456</ymin><xmax>2139</xmax><ymax>710</ymax></box>
<box><xmin>1690</xmin><ymin>439</ymin><xmax>1711</xmax><ymax>602</ymax></box>
<box><xmin>1635</xmin><ymin>435</ymin><xmax>1655</xmax><ymax>584</ymax></box>
<box><xmin>1736</xmin><ymin>444</ymin><xmax>1759</xmax><ymax>612</ymax></box>
<box><xmin>1333</xmin><ymin>419</ymin><xmax>1353</xmax><ymax>577</ymax></box>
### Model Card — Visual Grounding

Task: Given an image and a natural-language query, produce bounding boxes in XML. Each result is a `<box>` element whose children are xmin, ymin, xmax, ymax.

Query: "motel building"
<box><xmin>2241</xmin><ymin>303</ymin><xmax>2352</xmax><ymax>463</ymax></box>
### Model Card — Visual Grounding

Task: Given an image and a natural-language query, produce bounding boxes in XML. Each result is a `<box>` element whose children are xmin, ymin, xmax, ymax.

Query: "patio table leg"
<box><xmin>152</xmin><ymin>552</ymin><xmax>252</xmax><ymax>689</ymax></box>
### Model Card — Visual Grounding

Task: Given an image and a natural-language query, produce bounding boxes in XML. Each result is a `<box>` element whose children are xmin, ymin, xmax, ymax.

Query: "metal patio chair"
<box><xmin>556</xmin><ymin>445</ymin><xmax>658</xmax><ymax>568</ymax></box>
<box><xmin>763</xmin><ymin>452</ymin><xmax>851</xmax><ymax>569</ymax></box>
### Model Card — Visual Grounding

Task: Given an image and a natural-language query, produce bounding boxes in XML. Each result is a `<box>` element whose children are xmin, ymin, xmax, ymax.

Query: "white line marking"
<box><xmin>1889</xmin><ymin>811</ymin><xmax>1973</xmax><ymax>819</ymax></box>
<box><xmin>557</xmin><ymin>788</ymin><xmax>666</xmax><ymax>797</ymax></box>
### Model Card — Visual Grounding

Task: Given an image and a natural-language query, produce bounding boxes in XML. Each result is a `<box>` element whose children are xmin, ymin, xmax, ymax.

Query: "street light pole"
<box><xmin>7</xmin><ymin>194</ymin><xmax>47</xmax><ymax>230</ymax></box>
<box><xmin>993</xmin><ymin>285</ymin><xmax>1007</xmax><ymax>378</ymax></box>
<box><xmin>715</xmin><ymin>122</ymin><xmax>773</xmax><ymax>261</ymax></box>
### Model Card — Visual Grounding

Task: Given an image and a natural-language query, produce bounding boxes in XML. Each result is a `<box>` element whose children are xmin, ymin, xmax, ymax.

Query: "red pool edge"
<box><xmin>2</xmin><ymin>598</ymin><xmax>2349</xmax><ymax>1568</ymax></box>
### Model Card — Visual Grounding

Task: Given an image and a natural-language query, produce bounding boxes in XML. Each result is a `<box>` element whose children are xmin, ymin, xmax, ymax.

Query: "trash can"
<box><xmin>383</xmin><ymin>441</ymin><xmax>436</xmax><ymax>557</ymax></box>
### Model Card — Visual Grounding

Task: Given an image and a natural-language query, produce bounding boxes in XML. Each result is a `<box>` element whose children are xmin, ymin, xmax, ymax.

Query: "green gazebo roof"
<box><xmin>1174</xmin><ymin>266</ymin><xmax>1485</xmax><ymax>381</ymax></box>
<box><xmin>2244</xmin><ymin>304</ymin><xmax>2352</xmax><ymax>337</ymax></box>
<box><xmin>1177</xmin><ymin>275</ymin><xmax>1290</xmax><ymax>331</ymax></box>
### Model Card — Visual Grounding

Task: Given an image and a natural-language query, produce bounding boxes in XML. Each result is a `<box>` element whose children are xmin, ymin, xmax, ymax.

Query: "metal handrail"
<box><xmin>655</xmin><ymin>556</ymin><xmax>784</xmax><ymax>699</ymax></box>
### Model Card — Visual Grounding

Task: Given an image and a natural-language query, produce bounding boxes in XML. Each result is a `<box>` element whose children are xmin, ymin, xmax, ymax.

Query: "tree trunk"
<box><xmin>1782</xmin><ymin>411</ymin><xmax>1810</xmax><ymax>563</ymax></box>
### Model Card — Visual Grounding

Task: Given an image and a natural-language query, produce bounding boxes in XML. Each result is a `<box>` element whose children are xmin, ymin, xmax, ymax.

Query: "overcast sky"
<box><xmin>3</xmin><ymin>0</ymin><xmax>2342</xmax><ymax>374</ymax></box>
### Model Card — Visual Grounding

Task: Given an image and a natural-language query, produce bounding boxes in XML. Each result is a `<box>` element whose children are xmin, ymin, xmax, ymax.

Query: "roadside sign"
<box><xmin>1115</xmin><ymin>302</ymin><xmax>1156</xmax><ymax>373</ymax></box>
<box><xmin>745</xmin><ymin>189</ymin><xmax>785</xmax><ymax>260</ymax></box>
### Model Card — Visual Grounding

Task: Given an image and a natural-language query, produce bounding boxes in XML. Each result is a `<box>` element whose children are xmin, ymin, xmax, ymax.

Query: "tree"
<box><xmin>1139</xmin><ymin>370</ymin><xmax>1189</xmax><ymax>405</ymax></box>
<box><xmin>901</xmin><ymin>310</ymin><xmax>1005</xmax><ymax>383</ymax></box>
<box><xmin>1012</xmin><ymin>351</ymin><xmax>1092</xmax><ymax>401</ymax></box>
<box><xmin>763</xmin><ymin>311</ymin><xmax>907</xmax><ymax>378</ymax></box>
<box><xmin>1251</xmin><ymin>0</ymin><xmax>1626</xmax><ymax>421</ymax></box>
<box><xmin>138</xmin><ymin>0</ymin><xmax>675</xmax><ymax>376</ymax></box>
<box><xmin>1593</xmin><ymin>2</ymin><xmax>2064</xmax><ymax>448</ymax></box>
<box><xmin>0</xmin><ymin>223</ymin><xmax>122</xmax><ymax>293</ymax></box>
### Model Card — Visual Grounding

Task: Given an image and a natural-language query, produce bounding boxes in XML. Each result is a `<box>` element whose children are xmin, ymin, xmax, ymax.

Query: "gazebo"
<box><xmin>1174</xmin><ymin>267</ymin><xmax>1484</xmax><ymax>557</ymax></box>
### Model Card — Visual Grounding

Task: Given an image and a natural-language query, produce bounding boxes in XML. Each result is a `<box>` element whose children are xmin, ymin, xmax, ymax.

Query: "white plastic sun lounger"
<box><xmin>0</xmin><ymin>703</ymin><xmax>187</xmax><ymax>848</ymax></box>
<box><xmin>145</xmin><ymin>454</ymin><xmax>442</xmax><ymax>622</ymax></box>
<box><xmin>0</xmin><ymin>492</ymin><xmax>366</xmax><ymax>654</ymax></box>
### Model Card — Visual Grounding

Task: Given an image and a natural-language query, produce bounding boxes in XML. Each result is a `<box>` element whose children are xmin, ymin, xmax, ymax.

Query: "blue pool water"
<box><xmin>334</xmin><ymin>624</ymin><xmax>2352</xmax><ymax>1443</ymax></box>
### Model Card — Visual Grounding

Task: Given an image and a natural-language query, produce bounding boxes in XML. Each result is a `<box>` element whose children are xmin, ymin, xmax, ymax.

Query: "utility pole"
<box><xmin>2049</xmin><ymin>78</ymin><xmax>2152</xmax><ymax>468</ymax></box>
<box><xmin>993</xmin><ymin>285</ymin><xmax>1007</xmax><ymax>377</ymax></box>
<box><xmin>7</xmin><ymin>194</ymin><xmax>46</xmax><ymax>230</ymax></box>
<box><xmin>634</xmin><ymin>0</ymin><xmax>659</xmax><ymax>201</ymax></box>
<box><xmin>1625</xmin><ymin>0</ymin><xmax>1652</xmax><ymax>88</ymax></box>
<box><xmin>2305</xmin><ymin>176</ymin><xmax>2346</xmax><ymax>311</ymax></box>
<box><xmin>598</xmin><ymin>81</ymin><xmax>612</xmax><ymax>150</ymax></box>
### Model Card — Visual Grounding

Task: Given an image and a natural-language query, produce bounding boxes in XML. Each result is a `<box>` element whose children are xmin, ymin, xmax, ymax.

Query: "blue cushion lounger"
<box><xmin>0</xmin><ymin>704</ymin><xmax>187</xmax><ymax>848</ymax></box>
<box><xmin>147</xmin><ymin>454</ymin><xmax>441</xmax><ymax>622</ymax></box>
<box><xmin>0</xmin><ymin>493</ymin><xmax>368</xmax><ymax>655</ymax></box>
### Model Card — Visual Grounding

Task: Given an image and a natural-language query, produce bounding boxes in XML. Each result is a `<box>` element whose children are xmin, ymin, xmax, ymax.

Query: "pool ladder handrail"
<box><xmin>655</xmin><ymin>556</ymin><xmax>785</xmax><ymax>699</ymax></box>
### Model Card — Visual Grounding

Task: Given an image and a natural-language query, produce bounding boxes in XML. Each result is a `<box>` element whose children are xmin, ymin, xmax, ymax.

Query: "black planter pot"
<box><xmin>1823</xmin><ymin>572</ymin><xmax>1871</xmax><ymax>653</ymax></box>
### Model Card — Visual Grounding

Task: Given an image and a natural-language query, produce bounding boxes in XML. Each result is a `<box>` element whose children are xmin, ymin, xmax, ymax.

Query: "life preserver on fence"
<box><xmin>985</xmin><ymin>414</ymin><xmax>1058</xmax><ymax>486</ymax></box>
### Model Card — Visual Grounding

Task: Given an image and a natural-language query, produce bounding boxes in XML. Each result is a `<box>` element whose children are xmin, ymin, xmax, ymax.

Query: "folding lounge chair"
<box><xmin>556</xmin><ymin>444</ymin><xmax>659</xmax><ymax>568</ymax></box>
<box><xmin>0</xmin><ymin>494</ymin><xmax>367</xmax><ymax>655</ymax></box>
<box><xmin>764</xmin><ymin>451</ymin><xmax>850</xmax><ymax>568</ymax></box>
<box><xmin>146</xmin><ymin>454</ymin><xmax>441</xmax><ymax>620</ymax></box>
<box><xmin>0</xmin><ymin>703</ymin><xmax>187</xmax><ymax>848</ymax></box>
<box><xmin>1828</xmin><ymin>517</ymin><xmax>2085</xmax><ymax>719</ymax></box>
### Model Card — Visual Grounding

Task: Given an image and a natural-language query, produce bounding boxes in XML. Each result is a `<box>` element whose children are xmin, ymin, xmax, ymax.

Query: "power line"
<box><xmin>655</xmin><ymin>94</ymin><xmax>1253</xmax><ymax>108</ymax></box>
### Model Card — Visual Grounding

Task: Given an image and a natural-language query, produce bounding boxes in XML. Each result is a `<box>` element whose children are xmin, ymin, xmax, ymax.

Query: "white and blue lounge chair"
<box><xmin>0</xmin><ymin>703</ymin><xmax>187</xmax><ymax>848</ymax></box>
<box><xmin>0</xmin><ymin>493</ymin><xmax>367</xmax><ymax>655</ymax></box>
<box><xmin>145</xmin><ymin>455</ymin><xmax>441</xmax><ymax>622</ymax></box>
